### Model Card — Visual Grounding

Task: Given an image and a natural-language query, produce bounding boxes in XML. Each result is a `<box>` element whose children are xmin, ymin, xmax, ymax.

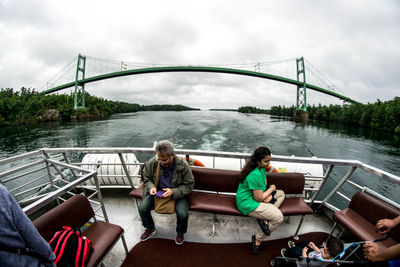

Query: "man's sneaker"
<box><xmin>175</xmin><ymin>233</ymin><xmax>184</xmax><ymax>245</ymax></box>
<box><xmin>281</xmin><ymin>248</ymin><xmax>286</xmax><ymax>257</ymax></box>
<box><xmin>140</xmin><ymin>228</ymin><xmax>156</xmax><ymax>241</ymax></box>
<box><xmin>288</xmin><ymin>240</ymin><xmax>295</xmax><ymax>248</ymax></box>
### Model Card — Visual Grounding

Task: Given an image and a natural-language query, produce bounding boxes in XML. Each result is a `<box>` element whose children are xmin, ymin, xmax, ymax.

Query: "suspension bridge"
<box><xmin>40</xmin><ymin>54</ymin><xmax>358</xmax><ymax>122</ymax></box>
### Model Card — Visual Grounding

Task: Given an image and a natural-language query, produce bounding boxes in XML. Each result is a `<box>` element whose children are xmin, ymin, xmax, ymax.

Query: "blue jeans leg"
<box><xmin>175</xmin><ymin>197</ymin><xmax>189</xmax><ymax>234</ymax></box>
<box><xmin>138</xmin><ymin>194</ymin><xmax>155</xmax><ymax>230</ymax></box>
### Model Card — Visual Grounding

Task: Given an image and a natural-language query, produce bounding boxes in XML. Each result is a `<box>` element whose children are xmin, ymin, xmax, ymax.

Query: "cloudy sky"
<box><xmin>1</xmin><ymin>0</ymin><xmax>399</xmax><ymax>109</ymax></box>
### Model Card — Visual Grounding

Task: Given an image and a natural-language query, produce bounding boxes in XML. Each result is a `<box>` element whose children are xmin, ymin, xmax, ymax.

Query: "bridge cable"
<box><xmin>39</xmin><ymin>56</ymin><xmax>78</xmax><ymax>92</ymax></box>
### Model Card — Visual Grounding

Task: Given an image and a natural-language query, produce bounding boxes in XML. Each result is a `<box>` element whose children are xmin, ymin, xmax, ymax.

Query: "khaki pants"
<box><xmin>248</xmin><ymin>189</ymin><xmax>285</xmax><ymax>240</ymax></box>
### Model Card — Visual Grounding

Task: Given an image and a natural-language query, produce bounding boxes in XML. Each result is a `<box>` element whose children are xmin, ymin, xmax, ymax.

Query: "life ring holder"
<box><xmin>181</xmin><ymin>156</ymin><xmax>205</xmax><ymax>167</ymax></box>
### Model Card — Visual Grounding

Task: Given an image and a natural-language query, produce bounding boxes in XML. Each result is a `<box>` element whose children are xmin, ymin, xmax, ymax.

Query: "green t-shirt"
<box><xmin>236</xmin><ymin>167</ymin><xmax>266</xmax><ymax>215</ymax></box>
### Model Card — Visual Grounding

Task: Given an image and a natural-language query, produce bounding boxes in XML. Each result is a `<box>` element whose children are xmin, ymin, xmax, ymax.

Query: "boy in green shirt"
<box><xmin>236</xmin><ymin>147</ymin><xmax>285</xmax><ymax>254</ymax></box>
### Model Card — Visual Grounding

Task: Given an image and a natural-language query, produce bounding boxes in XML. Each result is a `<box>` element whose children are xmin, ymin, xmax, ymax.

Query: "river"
<box><xmin>1</xmin><ymin>111</ymin><xmax>399</xmax><ymax>206</ymax></box>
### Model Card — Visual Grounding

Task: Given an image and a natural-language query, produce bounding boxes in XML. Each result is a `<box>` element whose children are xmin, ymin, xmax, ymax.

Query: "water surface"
<box><xmin>1</xmin><ymin>111</ymin><xmax>399</xmax><ymax>207</ymax></box>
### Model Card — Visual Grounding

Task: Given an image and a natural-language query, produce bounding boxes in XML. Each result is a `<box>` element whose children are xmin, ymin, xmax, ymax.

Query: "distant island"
<box><xmin>0</xmin><ymin>87</ymin><xmax>198</xmax><ymax>126</ymax></box>
<box><xmin>237</xmin><ymin>106</ymin><xmax>269</xmax><ymax>114</ymax></box>
<box><xmin>208</xmin><ymin>108</ymin><xmax>237</xmax><ymax>112</ymax></box>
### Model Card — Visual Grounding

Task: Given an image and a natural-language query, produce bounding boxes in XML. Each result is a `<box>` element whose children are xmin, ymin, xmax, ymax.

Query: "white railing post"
<box><xmin>320</xmin><ymin>166</ymin><xmax>357</xmax><ymax>208</ymax></box>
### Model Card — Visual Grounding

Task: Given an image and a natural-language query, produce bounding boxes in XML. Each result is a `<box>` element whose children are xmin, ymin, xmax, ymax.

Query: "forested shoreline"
<box><xmin>267</xmin><ymin>98</ymin><xmax>400</xmax><ymax>134</ymax></box>
<box><xmin>237</xmin><ymin>106</ymin><xmax>268</xmax><ymax>114</ymax></box>
<box><xmin>0</xmin><ymin>88</ymin><xmax>198</xmax><ymax>126</ymax></box>
<box><xmin>2</xmin><ymin>88</ymin><xmax>399</xmax><ymax>134</ymax></box>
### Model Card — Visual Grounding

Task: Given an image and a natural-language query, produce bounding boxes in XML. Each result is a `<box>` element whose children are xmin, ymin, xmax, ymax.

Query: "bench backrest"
<box><xmin>33</xmin><ymin>194</ymin><xmax>95</xmax><ymax>241</ymax></box>
<box><xmin>349</xmin><ymin>191</ymin><xmax>400</xmax><ymax>242</ymax></box>
<box><xmin>267</xmin><ymin>173</ymin><xmax>305</xmax><ymax>194</ymax></box>
<box><xmin>191</xmin><ymin>167</ymin><xmax>241</xmax><ymax>193</ymax></box>
<box><xmin>191</xmin><ymin>167</ymin><xmax>306</xmax><ymax>194</ymax></box>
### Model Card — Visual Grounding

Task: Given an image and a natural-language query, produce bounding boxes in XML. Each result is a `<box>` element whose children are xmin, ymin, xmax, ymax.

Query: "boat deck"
<box><xmin>101</xmin><ymin>193</ymin><xmax>334</xmax><ymax>266</ymax></box>
<box><xmin>3</xmin><ymin>148</ymin><xmax>395</xmax><ymax>266</ymax></box>
<box><xmin>121</xmin><ymin>232</ymin><xmax>330</xmax><ymax>267</ymax></box>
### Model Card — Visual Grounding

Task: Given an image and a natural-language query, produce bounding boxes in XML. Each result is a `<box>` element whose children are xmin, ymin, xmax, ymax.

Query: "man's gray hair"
<box><xmin>155</xmin><ymin>140</ymin><xmax>175</xmax><ymax>156</ymax></box>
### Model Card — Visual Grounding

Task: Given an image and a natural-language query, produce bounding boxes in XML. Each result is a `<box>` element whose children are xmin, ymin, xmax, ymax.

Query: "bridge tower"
<box><xmin>74</xmin><ymin>54</ymin><xmax>86</xmax><ymax>110</ymax></box>
<box><xmin>294</xmin><ymin>57</ymin><xmax>309</xmax><ymax>123</ymax></box>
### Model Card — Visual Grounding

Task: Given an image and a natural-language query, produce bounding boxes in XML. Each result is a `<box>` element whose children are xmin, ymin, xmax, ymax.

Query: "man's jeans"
<box><xmin>138</xmin><ymin>194</ymin><xmax>189</xmax><ymax>234</ymax></box>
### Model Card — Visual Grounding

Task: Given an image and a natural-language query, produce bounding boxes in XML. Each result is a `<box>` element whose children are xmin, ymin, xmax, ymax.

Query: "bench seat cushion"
<box><xmin>189</xmin><ymin>192</ymin><xmax>243</xmax><ymax>216</ymax></box>
<box><xmin>83</xmin><ymin>221</ymin><xmax>124</xmax><ymax>267</ymax></box>
<box><xmin>279</xmin><ymin>198</ymin><xmax>313</xmax><ymax>216</ymax></box>
<box><xmin>129</xmin><ymin>184</ymin><xmax>144</xmax><ymax>199</ymax></box>
<box><xmin>131</xmin><ymin>186</ymin><xmax>313</xmax><ymax>217</ymax></box>
<box><xmin>334</xmin><ymin>208</ymin><xmax>397</xmax><ymax>249</ymax></box>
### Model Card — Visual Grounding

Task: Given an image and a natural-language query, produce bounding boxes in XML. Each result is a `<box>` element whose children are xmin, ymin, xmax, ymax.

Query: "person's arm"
<box><xmin>143</xmin><ymin>159</ymin><xmax>157</xmax><ymax>194</ymax></box>
<box><xmin>308</xmin><ymin>242</ymin><xmax>320</xmax><ymax>251</ymax></box>
<box><xmin>302</xmin><ymin>247</ymin><xmax>309</xmax><ymax>258</ymax></box>
<box><xmin>253</xmin><ymin>184</ymin><xmax>276</xmax><ymax>202</ymax></box>
<box><xmin>8</xmin><ymin>191</ymin><xmax>55</xmax><ymax>266</ymax></box>
<box><xmin>363</xmin><ymin>241</ymin><xmax>400</xmax><ymax>262</ymax></box>
<box><xmin>171</xmin><ymin>162</ymin><xmax>195</xmax><ymax>199</ymax></box>
<box><xmin>376</xmin><ymin>216</ymin><xmax>400</xmax><ymax>234</ymax></box>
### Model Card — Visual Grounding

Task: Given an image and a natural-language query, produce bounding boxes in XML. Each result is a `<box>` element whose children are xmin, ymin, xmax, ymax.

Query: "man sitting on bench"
<box><xmin>138</xmin><ymin>140</ymin><xmax>195</xmax><ymax>245</ymax></box>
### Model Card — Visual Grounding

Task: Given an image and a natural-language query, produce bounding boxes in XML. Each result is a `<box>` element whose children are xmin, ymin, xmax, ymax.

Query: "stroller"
<box><xmin>270</xmin><ymin>235</ymin><xmax>389</xmax><ymax>266</ymax></box>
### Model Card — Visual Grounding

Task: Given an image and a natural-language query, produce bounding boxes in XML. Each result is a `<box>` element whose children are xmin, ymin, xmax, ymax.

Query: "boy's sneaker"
<box><xmin>256</xmin><ymin>219</ymin><xmax>271</xmax><ymax>236</ymax></box>
<box><xmin>140</xmin><ymin>228</ymin><xmax>156</xmax><ymax>241</ymax></box>
<box><xmin>281</xmin><ymin>248</ymin><xmax>286</xmax><ymax>257</ymax></box>
<box><xmin>288</xmin><ymin>240</ymin><xmax>295</xmax><ymax>248</ymax></box>
<box><xmin>251</xmin><ymin>235</ymin><xmax>261</xmax><ymax>255</ymax></box>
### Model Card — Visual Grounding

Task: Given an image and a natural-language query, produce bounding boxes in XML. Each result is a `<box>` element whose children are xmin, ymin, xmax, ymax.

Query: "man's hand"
<box><xmin>162</xmin><ymin>188</ymin><xmax>173</xmax><ymax>198</ymax></box>
<box><xmin>150</xmin><ymin>187</ymin><xmax>157</xmax><ymax>195</ymax></box>
<box><xmin>376</xmin><ymin>219</ymin><xmax>395</xmax><ymax>235</ymax></box>
<box><xmin>363</xmin><ymin>241</ymin><xmax>382</xmax><ymax>262</ymax></box>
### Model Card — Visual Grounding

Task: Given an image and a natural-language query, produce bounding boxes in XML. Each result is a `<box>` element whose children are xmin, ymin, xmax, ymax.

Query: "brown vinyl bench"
<box><xmin>129</xmin><ymin>167</ymin><xmax>313</xmax><ymax>236</ymax></box>
<box><xmin>33</xmin><ymin>194</ymin><xmax>129</xmax><ymax>267</ymax></box>
<box><xmin>329</xmin><ymin>191</ymin><xmax>400</xmax><ymax>249</ymax></box>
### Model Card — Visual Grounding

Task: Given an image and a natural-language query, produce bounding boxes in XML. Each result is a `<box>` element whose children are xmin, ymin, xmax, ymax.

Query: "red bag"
<box><xmin>49</xmin><ymin>226</ymin><xmax>93</xmax><ymax>267</ymax></box>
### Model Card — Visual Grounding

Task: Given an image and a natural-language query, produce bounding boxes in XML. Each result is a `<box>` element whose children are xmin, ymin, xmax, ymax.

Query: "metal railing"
<box><xmin>0</xmin><ymin>153</ymin><xmax>110</xmax><ymax>222</ymax></box>
<box><xmin>1</xmin><ymin>147</ymin><xmax>399</xmax><ymax>214</ymax></box>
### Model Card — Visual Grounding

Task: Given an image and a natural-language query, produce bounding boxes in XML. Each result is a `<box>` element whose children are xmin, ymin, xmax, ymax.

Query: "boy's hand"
<box><xmin>308</xmin><ymin>242</ymin><xmax>318</xmax><ymax>250</ymax></box>
<box><xmin>302</xmin><ymin>247</ymin><xmax>308</xmax><ymax>258</ymax></box>
<box><xmin>264</xmin><ymin>195</ymin><xmax>273</xmax><ymax>203</ymax></box>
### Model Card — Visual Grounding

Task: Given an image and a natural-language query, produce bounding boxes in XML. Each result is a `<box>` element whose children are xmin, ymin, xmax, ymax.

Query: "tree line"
<box><xmin>237</xmin><ymin>106</ymin><xmax>268</xmax><ymax>114</ymax></box>
<box><xmin>0</xmin><ymin>88</ymin><xmax>198</xmax><ymax>126</ymax></box>
<box><xmin>268</xmin><ymin>98</ymin><xmax>400</xmax><ymax>134</ymax></box>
